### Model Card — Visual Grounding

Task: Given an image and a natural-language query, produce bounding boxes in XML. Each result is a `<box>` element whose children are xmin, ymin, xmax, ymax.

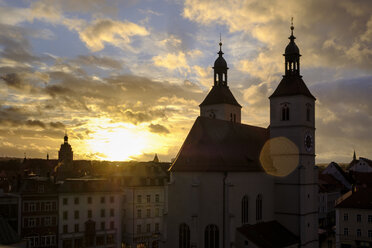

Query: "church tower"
<box><xmin>199</xmin><ymin>41</ymin><xmax>242</xmax><ymax>123</ymax></box>
<box><xmin>58</xmin><ymin>133</ymin><xmax>73</xmax><ymax>166</ymax></box>
<box><xmin>270</xmin><ymin>22</ymin><xmax>318</xmax><ymax>247</ymax></box>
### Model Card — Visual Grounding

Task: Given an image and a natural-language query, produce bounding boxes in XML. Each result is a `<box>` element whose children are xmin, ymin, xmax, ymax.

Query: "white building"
<box><xmin>335</xmin><ymin>188</ymin><xmax>372</xmax><ymax>248</ymax></box>
<box><xmin>58</xmin><ymin>177</ymin><xmax>122</xmax><ymax>248</ymax></box>
<box><xmin>121</xmin><ymin>161</ymin><xmax>168</xmax><ymax>248</ymax></box>
<box><xmin>165</xmin><ymin>24</ymin><xmax>318</xmax><ymax>248</ymax></box>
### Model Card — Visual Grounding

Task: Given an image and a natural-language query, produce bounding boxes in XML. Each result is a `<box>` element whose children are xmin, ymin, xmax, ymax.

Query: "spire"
<box><xmin>284</xmin><ymin>17</ymin><xmax>300</xmax><ymax>76</ymax></box>
<box><xmin>153</xmin><ymin>153</ymin><xmax>159</xmax><ymax>163</ymax></box>
<box><xmin>64</xmin><ymin>131</ymin><xmax>68</xmax><ymax>144</ymax></box>
<box><xmin>353</xmin><ymin>150</ymin><xmax>356</xmax><ymax>160</ymax></box>
<box><xmin>213</xmin><ymin>37</ymin><xmax>228</xmax><ymax>87</ymax></box>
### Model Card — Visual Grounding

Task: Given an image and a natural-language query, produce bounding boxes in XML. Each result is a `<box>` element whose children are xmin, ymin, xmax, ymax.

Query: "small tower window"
<box><xmin>205</xmin><ymin>224</ymin><xmax>219</xmax><ymax>248</ymax></box>
<box><xmin>281</xmin><ymin>104</ymin><xmax>290</xmax><ymax>121</ymax></box>
<box><xmin>306</xmin><ymin>104</ymin><xmax>311</xmax><ymax>121</ymax></box>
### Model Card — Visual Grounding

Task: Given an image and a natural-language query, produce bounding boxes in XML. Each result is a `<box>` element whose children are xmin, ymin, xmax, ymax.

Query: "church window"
<box><xmin>306</xmin><ymin>104</ymin><xmax>311</xmax><ymax>121</ymax></box>
<box><xmin>281</xmin><ymin>104</ymin><xmax>290</xmax><ymax>121</ymax></box>
<box><xmin>241</xmin><ymin>195</ymin><xmax>249</xmax><ymax>224</ymax></box>
<box><xmin>233</xmin><ymin>114</ymin><xmax>236</xmax><ymax>123</ymax></box>
<box><xmin>230</xmin><ymin>113</ymin><xmax>233</xmax><ymax>121</ymax></box>
<box><xmin>256</xmin><ymin>194</ymin><xmax>262</xmax><ymax>221</ymax></box>
<box><xmin>204</xmin><ymin>224</ymin><xmax>219</xmax><ymax>248</ymax></box>
<box><xmin>179</xmin><ymin>223</ymin><xmax>190</xmax><ymax>248</ymax></box>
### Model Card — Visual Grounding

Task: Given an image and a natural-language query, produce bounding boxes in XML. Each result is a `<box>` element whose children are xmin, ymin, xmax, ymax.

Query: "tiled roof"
<box><xmin>269</xmin><ymin>75</ymin><xmax>315</xmax><ymax>99</ymax></box>
<box><xmin>237</xmin><ymin>221</ymin><xmax>299</xmax><ymax>248</ymax></box>
<box><xmin>169</xmin><ymin>116</ymin><xmax>268</xmax><ymax>172</ymax></box>
<box><xmin>199</xmin><ymin>85</ymin><xmax>241</xmax><ymax>107</ymax></box>
<box><xmin>335</xmin><ymin>187</ymin><xmax>372</xmax><ymax>209</ymax></box>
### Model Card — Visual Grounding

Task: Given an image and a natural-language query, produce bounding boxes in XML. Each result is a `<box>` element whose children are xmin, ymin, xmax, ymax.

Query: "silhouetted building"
<box><xmin>18</xmin><ymin>176</ymin><xmax>58</xmax><ymax>247</ymax></box>
<box><xmin>56</xmin><ymin>134</ymin><xmax>76</xmax><ymax>180</ymax></box>
<box><xmin>58</xmin><ymin>177</ymin><xmax>122</xmax><ymax>248</ymax></box>
<box><xmin>165</xmin><ymin>23</ymin><xmax>318</xmax><ymax>248</ymax></box>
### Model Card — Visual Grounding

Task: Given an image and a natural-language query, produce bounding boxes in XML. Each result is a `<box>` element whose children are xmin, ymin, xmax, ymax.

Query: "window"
<box><xmin>29</xmin><ymin>203</ymin><xmax>36</xmax><ymax>212</ymax></box>
<box><xmin>44</xmin><ymin>216</ymin><xmax>51</xmax><ymax>226</ymax></box>
<box><xmin>357</xmin><ymin>214</ymin><xmax>362</xmax><ymax>222</ymax></box>
<box><xmin>38</xmin><ymin>184</ymin><xmax>44</xmax><ymax>193</ymax></box>
<box><xmin>155</xmin><ymin>208</ymin><xmax>159</xmax><ymax>217</ymax></box>
<box><xmin>110</xmin><ymin>196</ymin><xmax>114</xmax><ymax>203</ymax></box>
<box><xmin>75</xmin><ymin>224</ymin><xmax>79</xmax><ymax>233</ymax></box>
<box><xmin>179</xmin><ymin>223</ymin><xmax>190</xmax><ymax>248</ymax></box>
<box><xmin>96</xmin><ymin>236</ymin><xmax>105</xmax><ymax>246</ymax></box>
<box><xmin>369</xmin><ymin>215</ymin><xmax>372</xmax><ymax>223</ymax></box>
<box><xmin>256</xmin><ymin>194</ymin><xmax>262</xmax><ymax>221</ymax></box>
<box><xmin>101</xmin><ymin>209</ymin><xmax>105</xmax><ymax>217</ymax></box>
<box><xmin>100</xmin><ymin>196</ymin><xmax>105</xmax><ymax>204</ymax></box>
<box><xmin>87</xmin><ymin>197</ymin><xmax>92</xmax><ymax>204</ymax></box>
<box><xmin>281</xmin><ymin>104</ymin><xmax>290</xmax><ymax>121</ymax></box>
<box><xmin>63</xmin><ymin>198</ymin><xmax>68</xmax><ymax>205</ymax></box>
<box><xmin>110</xmin><ymin>209</ymin><xmax>114</xmax><ymax>217</ymax></box>
<box><xmin>63</xmin><ymin>224</ymin><xmax>68</xmax><ymax>233</ymax></box>
<box><xmin>74</xmin><ymin>210</ymin><xmax>79</xmax><ymax>219</ymax></box>
<box><xmin>306</xmin><ymin>104</ymin><xmax>311</xmax><ymax>121</ymax></box>
<box><xmin>63</xmin><ymin>211</ymin><xmax>68</xmax><ymax>220</ymax></box>
<box><xmin>107</xmin><ymin>234</ymin><xmax>114</xmax><ymax>244</ymax></box>
<box><xmin>147</xmin><ymin>209</ymin><xmax>151</xmax><ymax>218</ymax></box>
<box><xmin>241</xmin><ymin>195</ymin><xmax>249</xmax><ymax>224</ymax></box>
<box><xmin>101</xmin><ymin>222</ymin><xmax>105</xmax><ymax>230</ymax></box>
<box><xmin>205</xmin><ymin>224</ymin><xmax>219</xmax><ymax>248</ymax></box>
<box><xmin>155</xmin><ymin>223</ymin><xmax>159</xmax><ymax>232</ymax></box>
<box><xmin>344</xmin><ymin>213</ymin><xmax>348</xmax><ymax>221</ymax></box>
<box><xmin>344</xmin><ymin>228</ymin><xmax>348</xmax><ymax>236</ymax></box>
<box><xmin>137</xmin><ymin>209</ymin><xmax>142</xmax><ymax>218</ymax></box>
<box><xmin>155</xmin><ymin>194</ymin><xmax>159</xmax><ymax>203</ymax></box>
<box><xmin>88</xmin><ymin>210</ymin><xmax>92</xmax><ymax>218</ymax></box>
<box><xmin>74</xmin><ymin>197</ymin><xmax>79</xmax><ymax>205</ymax></box>
<box><xmin>357</xmin><ymin>229</ymin><xmax>361</xmax><ymax>237</ymax></box>
<box><xmin>369</xmin><ymin>230</ymin><xmax>372</xmax><ymax>238</ymax></box>
<box><xmin>45</xmin><ymin>202</ymin><xmax>51</xmax><ymax>211</ymax></box>
<box><xmin>147</xmin><ymin>223</ymin><xmax>151</xmax><ymax>233</ymax></box>
<box><xmin>137</xmin><ymin>195</ymin><xmax>142</xmax><ymax>203</ymax></box>
<box><xmin>147</xmin><ymin>195</ymin><xmax>151</xmax><ymax>203</ymax></box>
<box><xmin>137</xmin><ymin>224</ymin><xmax>142</xmax><ymax>234</ymax></box>
<box><xmin>110</xmin><ymin>221</ymin><xmax>114</xmax><ymax>229</ymax></box>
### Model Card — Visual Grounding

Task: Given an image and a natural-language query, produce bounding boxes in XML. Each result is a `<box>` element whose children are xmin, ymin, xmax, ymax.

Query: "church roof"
<box><xmin>237</xmin><ymin>221</ymin><xmax>299</xmax><ymax>248</ymax></box>
<box><xmin>169</xmin><ymin>116</ymin><xmax>268</xmax><ymax>172</ymax></box>
<box><xmin>269</xmin><ymin>75</ymin><xmax>315</xmax><ymax>100</ymax></box>
<box><xmin>199</xmin><ymin>85</ymin><xmax>242</xmax><ymax>107</ymax></box>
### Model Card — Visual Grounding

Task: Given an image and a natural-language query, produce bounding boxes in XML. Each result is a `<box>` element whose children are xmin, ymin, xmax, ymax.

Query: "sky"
<box><xmin>0</xmin><ymin>0</ymin><xmax>371</xmax><ymax>163</ymax></box>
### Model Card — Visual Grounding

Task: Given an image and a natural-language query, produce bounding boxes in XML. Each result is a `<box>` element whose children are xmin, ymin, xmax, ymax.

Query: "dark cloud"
<box><xmin>73</xmin><ymin>55</ymin><xmax>123</xmax><ymax>70</ymax></box>
<box><xmin>25</xmin><ymin>120</ymin><xmax>46</xmax><ymax>128</ymax></box>
<box><xmin>1</xmin><ymin>73</ymin><xmax>24</xmax><ymax>89</ymax></box>
<box><xmin>49</xmin><ymin>121</ymin><xmax>65</xmax><ymax>129</ymax></box>
<box><xmin>148</xmin><ymin>123</ymin><xmax>170</xmax><ymax>134</ymax></box>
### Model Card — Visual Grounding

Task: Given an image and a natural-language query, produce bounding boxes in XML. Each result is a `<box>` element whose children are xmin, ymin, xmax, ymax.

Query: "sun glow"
<box><xmin>85</xmin><ymin>121</ymin><xmax>150</xmax><ymax>161</ymax></box>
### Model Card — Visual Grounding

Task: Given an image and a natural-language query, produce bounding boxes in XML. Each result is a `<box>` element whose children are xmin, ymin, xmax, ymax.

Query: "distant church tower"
<box><xmin>58</xmin><ymin>133</ymin><xmax>73</xmax><ymax>166</ymax></box>
<box><xmin>270</xmin><ymin>22</ymin><xmax>318</xmax><ymax>247</ymax></box>
<box><xmin>199</xmin><ymin>41</ymin><xmax>242</xmax><ymax>123</ymax></box>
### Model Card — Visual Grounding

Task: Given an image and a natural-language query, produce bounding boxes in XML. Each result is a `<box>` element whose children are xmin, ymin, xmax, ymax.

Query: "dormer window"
<box><xmin>281</xmin><ymin>103</ymin><xmax>290</xmax><ymax>121</ymax></box>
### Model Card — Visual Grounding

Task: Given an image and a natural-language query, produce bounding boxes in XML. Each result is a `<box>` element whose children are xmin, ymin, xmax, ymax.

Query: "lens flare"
<box><xmin>259</xmin><ymin>136</ymin><xmax>299</xmax><ymax>177</ymax></box>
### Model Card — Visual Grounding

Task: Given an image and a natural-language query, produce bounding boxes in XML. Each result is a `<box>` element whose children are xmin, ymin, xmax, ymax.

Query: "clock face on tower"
<box><xmin>304</xmin><ymin>132</ymin><xmax>313</xmax><ymax>152</ymax></box>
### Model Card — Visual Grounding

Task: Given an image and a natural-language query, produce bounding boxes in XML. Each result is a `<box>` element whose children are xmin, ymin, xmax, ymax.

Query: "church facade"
<box><xmin>165</xmin><ymin>24</ymin><xmax>318</xmax><ymax>248</ymax></box>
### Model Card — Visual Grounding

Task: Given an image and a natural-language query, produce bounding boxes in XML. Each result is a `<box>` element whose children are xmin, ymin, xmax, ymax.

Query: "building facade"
<box><xmin>165</xmin><ymin>24</ymin><xmax>318</xmax><ymax>248</ymax></box>
<box><xmin>58</xmin><ymin>177</ymin><xmax>122</xmax><ymax>248</ymax></box>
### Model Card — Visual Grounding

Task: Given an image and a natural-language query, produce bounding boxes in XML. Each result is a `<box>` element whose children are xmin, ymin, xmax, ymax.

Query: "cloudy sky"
<box><xmin>0</xmin><ymin>0</ymin><xmax>371</xmax><ymax>163</ymax></box>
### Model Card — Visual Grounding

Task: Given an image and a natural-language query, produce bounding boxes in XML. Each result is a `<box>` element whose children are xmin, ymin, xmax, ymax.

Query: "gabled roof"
<box><xmin>199</xmin><ymin>85</ymin><xmax>241</xmax><ymax>107</ymax></box>
<box><xmin>269</xmin><ymin>75</ymin><xmax>315</xmax><ymax>100</ymax></box>
<box><xmin>169</xmin><ymin>116</ymin><xmax>268</xmax><ymax>172</ymax></box>
<box><xmin>335</xmin><ymin>187</ymin><xmax>372</xmax><ymax>209</ymax></box>
<box><xmin>237</xmin><ymin>221</ymin><xmax>299</xmax><ymax>248</ymax></box>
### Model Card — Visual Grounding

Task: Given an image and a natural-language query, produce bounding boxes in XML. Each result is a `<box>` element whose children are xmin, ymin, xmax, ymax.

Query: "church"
<box><xmin>164</xmin><ymin>24</ymin><xmax>318</xmax><ymax>248</ymax></box>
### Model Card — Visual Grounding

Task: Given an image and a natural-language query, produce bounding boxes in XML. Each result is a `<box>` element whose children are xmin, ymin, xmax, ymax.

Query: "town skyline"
<box><xmin>0</xmin><ymin>0</ymin><xmax>372</xmax><ymax>163</ymax></box>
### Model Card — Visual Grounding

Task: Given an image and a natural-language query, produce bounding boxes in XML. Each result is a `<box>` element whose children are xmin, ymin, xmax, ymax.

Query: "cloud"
<box><xmin>1</xmin><ymin>73</ymin><xmax>24</xmax><ymax>89</ymax></box>
<box><xmin>148</xmin><ymin>123</ymin><xmax>170</xmax><ymax>134</ymax></box>
<box><xmin>73</xmin><ymin>55</ymin><xmax>123</xmax><ymax>70</ymax></box>
<box><xmin>78</xmin><ymin>19</ymin><xmax>149</xmax><ymax>52</ymax></box>
<box><xmin>153</xmin><ymin>52</ymin><xmax>188</xmax><ymax>71</ymax></box>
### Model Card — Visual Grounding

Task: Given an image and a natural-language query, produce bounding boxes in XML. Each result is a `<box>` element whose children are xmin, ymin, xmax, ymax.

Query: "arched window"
<box><xmin>205</xmin><ymin>224</ymin><xmax>219</xmax><ymax>248</ymax></box>
<box><xmin>306</xmin><ymin>104</ymin><xmax>311</xmax><ymax>121</ymax></box>
<box><xmin>281</xmin><ymin>104</ymin><xmax>290</xmax><ymax>121</ymax></box>
<box><xmin>256</xmin><ymin>194</ymin><xmax>262</xmax><ymax>221</ymax></box>
<box><xmin>241</xmin><ymin>195</ymin><xmax>249</xmax><ymax>224</ymax></box>
<box><xmin>179</xmin><ymin>223</ymin><xmax>190</xmax><ymax>248</ymax></box>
